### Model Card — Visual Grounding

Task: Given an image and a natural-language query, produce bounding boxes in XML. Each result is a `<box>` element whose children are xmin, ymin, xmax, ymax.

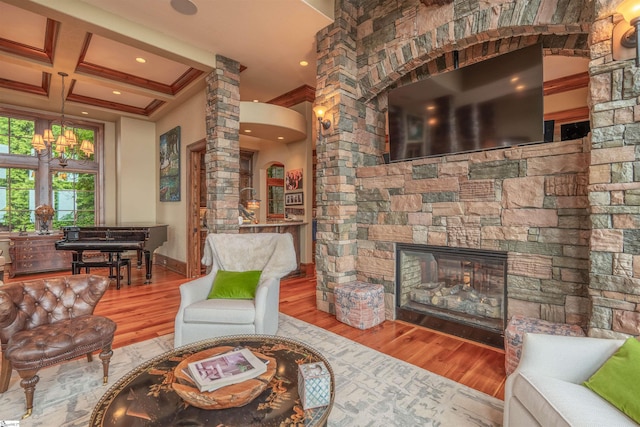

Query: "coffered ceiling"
<box><xmin>0</xmin><ymin>0</ymin><xmax>334</xmax><ymax>122</ymax></box>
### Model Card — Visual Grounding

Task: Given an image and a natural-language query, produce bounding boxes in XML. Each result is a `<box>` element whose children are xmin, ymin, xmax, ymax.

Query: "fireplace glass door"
<box><xmin>396</xmin><ymin>244</ymin><xmax>507</xmax><ymax>347</ymax></box>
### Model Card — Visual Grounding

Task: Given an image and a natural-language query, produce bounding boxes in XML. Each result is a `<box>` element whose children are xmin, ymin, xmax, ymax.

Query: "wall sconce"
<box><xmin>614</xmin><ymin>0</ymin><xmax>640</xmax><ymax>66</ymax></box>
<box><xmin>240</xmin><ymin>187</ymin><xmax>260</xmax><ymax>210</ymax></box>
<box><xmin>313</xmin><ymin>106</ymin><xmax>331</xmax><ymax>141</ymax></box>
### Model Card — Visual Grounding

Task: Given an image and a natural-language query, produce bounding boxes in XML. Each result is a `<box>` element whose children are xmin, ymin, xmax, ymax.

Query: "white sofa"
<box><xmin>504</xmin><ymin>333</ymin><xmax>637</xmax><ymax>426</ymax></box>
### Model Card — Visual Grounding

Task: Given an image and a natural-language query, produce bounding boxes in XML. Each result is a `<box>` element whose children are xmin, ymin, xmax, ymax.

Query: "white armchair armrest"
<box><xmin>254</xmin><ymin>277</ymin><xmax>280</xmax><ymax>334</ymax></box>
<box><xmin>178</xmin><ymin>274</ymin><xmax>214</xmax><ymax>309</ymax></box>
<box><xmin>504</xmin><ymin>333</ymin><xmax>630</xmax><ymax>427</ymax></box>
<box><xmin>516</xmin><ymin>333</ymin><xmax>625</xmax><ymax>383</ymax></box>
<box><xmin>174</xmin><ymin>273</ymin><xmax>214</xmax><ymax>347</ymax></box>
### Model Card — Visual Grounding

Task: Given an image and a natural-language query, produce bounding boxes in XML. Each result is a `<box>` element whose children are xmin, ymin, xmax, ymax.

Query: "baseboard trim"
<box><xmin>154</xmin><ymin>253</ymin><xmax>186</xmax><ymax>276</ymax></box>
<box><xmin>300</xmin><ymin>263</ymin><xmax>315</xmax><ymax>277</ymax></box>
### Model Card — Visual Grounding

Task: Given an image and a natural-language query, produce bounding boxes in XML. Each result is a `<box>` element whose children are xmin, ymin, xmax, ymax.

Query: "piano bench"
<box><xmin>73</xmin><ymin>257</ymin><xmax>131</xmax><ymax>290</ymax></box>
<box><xmin>110</xmin><ymin>257</ymin><xmax>131</xmax><ymax>290</ymax></box>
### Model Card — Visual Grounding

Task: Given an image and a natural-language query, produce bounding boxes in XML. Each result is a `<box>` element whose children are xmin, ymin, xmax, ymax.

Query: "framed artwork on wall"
<box><xmin>285</xmin><ymin>168</ymin><xmax>303</xmax><ymax>191</ymax></box>
<box><xmin>159</xmin><ymin>126</ymin><xmax>181</xmax><ymax>201</ymax></box>
<box><xmin>285</xmin><ymin>191</ymin><xmax>304</xmax><ymax>206</ymax></box>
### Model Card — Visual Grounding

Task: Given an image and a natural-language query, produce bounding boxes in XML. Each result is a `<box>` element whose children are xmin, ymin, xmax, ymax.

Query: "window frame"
<box><xmin>0</xmin><ymin>107</ymin><xmax>104</xmax><ymax>234</ymax></box>
<box><xmin>266</xmin><ymin>163</ymin><xmax>285</xmax><ymax>220</ymax></box>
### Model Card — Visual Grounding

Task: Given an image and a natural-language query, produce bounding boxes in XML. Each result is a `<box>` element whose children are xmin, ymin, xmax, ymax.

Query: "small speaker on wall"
<box><xmin>544</xmin><ymin>120</ymin><xmax>555</xmax><ymax>142</ymax></box>
<box><xmin>561</xmin><ymin>121</ymin><xmax>590</xmax><ymax>141</ymax></box>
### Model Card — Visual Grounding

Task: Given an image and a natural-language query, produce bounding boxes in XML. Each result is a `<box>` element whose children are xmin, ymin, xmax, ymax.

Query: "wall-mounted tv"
<box><xmin>388</xmin><ymin>44</ymin><xmax>544</xmax><ymax>162</ymax></box>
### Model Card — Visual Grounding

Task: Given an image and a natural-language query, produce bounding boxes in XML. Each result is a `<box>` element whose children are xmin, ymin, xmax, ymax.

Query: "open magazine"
<box><xmin>185</xmin><ymin>348</ymin><xmax>268</xmax><ymax>393</ymax></box>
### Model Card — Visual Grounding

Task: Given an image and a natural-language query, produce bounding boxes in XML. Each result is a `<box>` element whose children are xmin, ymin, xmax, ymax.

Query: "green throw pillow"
<box><xmin>583</xmin><ymin>337</ymin><xmax>640</xmax><ymax>423</ymax></box>
<box><xmin>207</xmin><ymin>270</ymin><xmax>262</xmax><ymax>300</ymax></box>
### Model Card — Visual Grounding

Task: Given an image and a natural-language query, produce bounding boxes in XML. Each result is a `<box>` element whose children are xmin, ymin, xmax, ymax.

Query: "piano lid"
<box><xmin>92</xmin><ymin>223</ymin><xmax>168</xmax><ymax>228</ymax></box>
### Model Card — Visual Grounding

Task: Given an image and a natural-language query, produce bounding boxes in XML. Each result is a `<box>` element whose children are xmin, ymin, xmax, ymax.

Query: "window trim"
<box><xmin>0</xmin><ymin>107</ymin><xmax>104</xmax><ymax>233</ymax></box>
<box><xmin>266</xmin><ymin>163</ymin><xmax>285</xmax><ymax>220</ymax></box>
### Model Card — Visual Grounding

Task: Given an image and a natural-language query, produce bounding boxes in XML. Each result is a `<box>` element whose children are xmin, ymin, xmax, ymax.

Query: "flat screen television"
<box><xmin>388</xmin><ymin>44</ymin><xmax>544</xmax><ymax>162</ymax></box>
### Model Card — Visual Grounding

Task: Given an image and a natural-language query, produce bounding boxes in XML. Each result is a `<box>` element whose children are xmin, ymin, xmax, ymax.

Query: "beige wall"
<box><xmin>102</xmin><ymin>121</ymin><xmax>117</xmax><ymax>224</ymax></box>
<box><xmin>155</xmin><ymin>91</ymin><xmax>207</xmax><ymax>263</ymax></box>
<box><xmin>544</xmin><ymin>88</ymin><xmax>589</xmax><ymax>115</ymax></box>
<box><xmin>116</xmin><ymin>117</ymin><xmax>157</xmax><ymax>223</ymax></box>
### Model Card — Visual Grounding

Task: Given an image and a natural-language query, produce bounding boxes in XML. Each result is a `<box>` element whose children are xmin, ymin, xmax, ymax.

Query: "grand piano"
<box><xmin>55</xmin><ymin>224</ymin><xmax>168</xmax><ymax>284</ymax></box>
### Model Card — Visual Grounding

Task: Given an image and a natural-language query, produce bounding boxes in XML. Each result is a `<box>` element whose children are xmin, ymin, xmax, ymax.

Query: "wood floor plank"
<box><xmin>5</xmin><ymin>264</ymin><xmax>506</xmax><ymax>399</ymax></box>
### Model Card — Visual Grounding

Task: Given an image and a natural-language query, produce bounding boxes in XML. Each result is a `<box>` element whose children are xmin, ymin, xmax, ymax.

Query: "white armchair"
<box><xmin>174</xmin><ymin>233</ymin><xmax>297</xmax><ymax>347</ymax></box>
<box><xmin>504</xmin><ymin>333</ymin><xmax>635</xmax><ymax>426</ymax></box>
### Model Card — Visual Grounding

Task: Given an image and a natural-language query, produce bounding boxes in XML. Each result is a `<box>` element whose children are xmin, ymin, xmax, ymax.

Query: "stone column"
<box><xmin>314</xmin><ymin>0</ymin><xmax>386</xmax><ymax>313</ymax></box>
<box><xmin>204</xmin><ymin>55</ymin><xmax>241</xmax><ymax>233</ymax></box>
<box><xmin>588</xmin><ymin>3</ymin><xmax>640</xmax><ymax>338</ymax></box>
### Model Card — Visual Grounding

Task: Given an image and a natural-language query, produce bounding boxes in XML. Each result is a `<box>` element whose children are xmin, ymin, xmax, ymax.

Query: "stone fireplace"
<box><xmin>314</xmin><ymin>0</ymin><xmax>640</xmax><ymax>342</ymax></box>
<box><xmin>396</xmin><ymin>244</ymin><xmax>507</xmax><ymax>348</ymax></box>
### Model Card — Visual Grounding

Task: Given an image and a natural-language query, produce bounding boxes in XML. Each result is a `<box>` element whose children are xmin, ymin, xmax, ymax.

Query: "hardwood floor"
<box><xmin>5</xmin><ymin>264</ymin><xmax>506</xmax><ymax>400</ymax></box>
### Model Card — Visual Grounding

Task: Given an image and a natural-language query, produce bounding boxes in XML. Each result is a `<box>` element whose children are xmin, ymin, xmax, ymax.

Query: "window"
<box><xmin>0</xmin><ymin>109</ymin><xmax>101</xmax><ymax>233</ymax></box>
<box><xmin>52</xmin><ymin>171</ymin><xmax>96</xmax><ymax>227</ymax></box>
<box><xmin>266</xmin><ymin>163</ymin><xmax>284</xmax><ymax>219</ymax></box>
<box><xmin>51</xmin><ymin>124</ymin><xmax>95</xmax><ymax>162</ymax></box>
<box><xmin>0</xmin><ymin>116</ymin><xmax>35</xmax><ymax>156</ymax></box>
<box><xmin>0</xmin><ymin>167</ymin><xmax>35</xmax><ymax>232</ymax></box>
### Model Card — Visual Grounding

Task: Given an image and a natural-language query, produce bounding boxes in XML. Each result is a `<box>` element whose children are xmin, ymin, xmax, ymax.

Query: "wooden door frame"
<box><xmin>186</xmin><ymin>138</ymin><xmax>206</xmax><ymax>278</ymax></box>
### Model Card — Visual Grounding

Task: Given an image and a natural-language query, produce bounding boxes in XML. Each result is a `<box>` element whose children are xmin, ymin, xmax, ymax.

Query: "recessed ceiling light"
<box><xmin>112</xmin><ymin>90</ymin><xmax>121</xmax><ymax>95</ymax></box>
<box><xmin>81</xmin><ymin>111</ymin><xmax>89</xmax><ymax>115</ymax></box>
<box><xmin>253</xmin><ymin>99</ymin><xmax>259</xmax><ymax>103</ymax></box>
<box><xmin>171</xmin><ymin>0</ymin><xmax>198</xmax><ymax>15</ymax></box>
<box><xmin>516</xmin><ymin>84</ymin><xmax>525</xmax><ymax>91</ymax></box>
<box><xmin>136</xmin><ymin>57</ymin><xmax>146</xmax><ymax>63</ymax></box>
<box><xmin>244</xmin><ymin>129</ymin><xmax>252</xmax><ymax>133</ymax></box>
<box><xmin>277</xmin><ymin>136</ymin><xmax>284</xmax><ymax>140</ymax></box>
<box><xmin>299</xmin><ymin>60</ymin><xmax>309</xmax><ymax>67</ymax></box>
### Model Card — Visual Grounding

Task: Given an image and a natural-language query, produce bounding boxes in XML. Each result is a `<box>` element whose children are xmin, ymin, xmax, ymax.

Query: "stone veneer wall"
<box><xmin>357</xmin><ymin>139</ymin><xmax>591</xmax><ymax>325</ymax></box>
<box><xmin>314</xmin><ymin>0</ymin><xmax>640</xmax><ymax>338</ymax></box>
<box><xmin>399</xmin><ymin>255</ymin><xmax>422</xmax><ymax>307</ymax></box>
<box><xmin>204</xmin><ymin>55</ymin><xmax>242</xmax><ymax>233</ymax></box>
<box><xmin>588</xmin><ymin>2</ymin><xmax>640</xmax><ymax>339</ymax></box>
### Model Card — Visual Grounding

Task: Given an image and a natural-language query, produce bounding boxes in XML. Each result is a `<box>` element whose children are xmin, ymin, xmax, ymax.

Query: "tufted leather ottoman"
<box><xmin>6</xmin><ymin>315</ymin><xmax>116</xmax><ymax>372</ymax></box>
<box><xmin>0</xmin><ymin>275</ymin><xmax>116</xmax><ymax>418</ymax></box>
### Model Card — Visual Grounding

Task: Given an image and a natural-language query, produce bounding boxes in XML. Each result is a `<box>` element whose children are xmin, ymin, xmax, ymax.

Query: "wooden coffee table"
<box><xmin>90</xmin><ymin>335</ymin><xmax>334</xmax><ymax>426</ymax></box>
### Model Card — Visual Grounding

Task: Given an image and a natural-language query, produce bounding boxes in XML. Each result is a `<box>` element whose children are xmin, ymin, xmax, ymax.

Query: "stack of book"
<box><xmin>184</xmin><ymin>348</ymin><xmax>268</xmax><ymax>393</ymax></box>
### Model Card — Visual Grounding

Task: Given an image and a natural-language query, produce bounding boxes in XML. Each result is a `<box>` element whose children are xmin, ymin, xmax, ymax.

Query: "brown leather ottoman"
<box><xmin>5</xmin><ymin>315</ymin><xmax>116</xmax><ymax>417</ymax></box>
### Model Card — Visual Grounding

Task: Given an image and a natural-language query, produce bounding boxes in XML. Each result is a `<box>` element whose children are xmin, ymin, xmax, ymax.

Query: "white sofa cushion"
<box><xmin>513</xmin><ymin>371</ymin><xmax>637</xmax><ymax>427</ymax></box>
<box><xmin>183</xmin><ymin>298</ymin><xmax>256</xmax><ymax>325</ymax></box>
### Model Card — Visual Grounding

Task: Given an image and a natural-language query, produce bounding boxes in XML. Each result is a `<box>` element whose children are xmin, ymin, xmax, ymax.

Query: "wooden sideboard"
<box><xmin>9</xmin><ymin>233</ymin><xmax>72</xmax><ymax>277</ymax></box>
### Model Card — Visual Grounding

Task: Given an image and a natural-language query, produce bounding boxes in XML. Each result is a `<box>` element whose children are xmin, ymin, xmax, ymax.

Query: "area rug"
<box><xmin>0</xmin><ymin>314</ymin><xmax>503</xmax><ymax>426</ymax></box>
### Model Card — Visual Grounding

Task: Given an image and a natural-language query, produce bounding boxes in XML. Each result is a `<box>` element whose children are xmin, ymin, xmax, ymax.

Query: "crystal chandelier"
<box><xmin>31</xmin><ymin>72</ymin><xmax>94</xmax><ymax>167</ymax></box>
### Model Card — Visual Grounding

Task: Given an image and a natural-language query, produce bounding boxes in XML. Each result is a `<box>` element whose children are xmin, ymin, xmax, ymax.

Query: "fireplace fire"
<box><xmin>396</xmin><ymin>244</ymin><xmax>507</xmax><ymax>348</ymax></box>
